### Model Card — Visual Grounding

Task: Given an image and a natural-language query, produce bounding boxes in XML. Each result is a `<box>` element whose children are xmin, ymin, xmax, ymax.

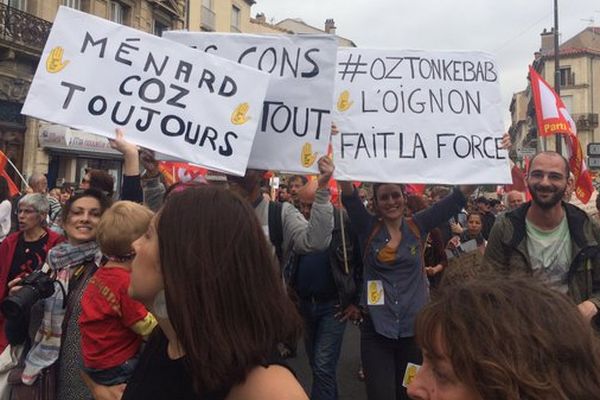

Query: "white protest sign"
<box><xmin>22</xmin><ymin>7</ymin><xmax>270</xmax><ymax>176</ymax></box>
<box><xmin>332</xmin><ymin>48</ymin><xmax>511</xmax><ymax>184</ymax></box>
<box><xmin>164</xmin><ymin>31</ymin><xmax>337</xmax><ymax>174</ymax></box>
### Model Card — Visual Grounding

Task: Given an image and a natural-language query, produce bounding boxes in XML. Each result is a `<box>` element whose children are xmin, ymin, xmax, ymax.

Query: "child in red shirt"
<box><xmin>79</xmin><ymin>201</ymin><xmax>157</xmax><ymax>385</ymax></box>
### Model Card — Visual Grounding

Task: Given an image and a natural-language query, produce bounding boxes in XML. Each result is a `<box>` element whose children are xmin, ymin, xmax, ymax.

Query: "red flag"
<box><xmin>158</xmin><ymin>161</ymin><xmax>207</xmax><ymax>187</ymax></box>
<box><xmin>564</xmin><ymin>133</ymin><xmax>594</xmax><ymax>204</ymax></box>
<box><xmin>529</xmin><ymin>67</ymin><xmax>576</xmax><ymax>137</ymax></box>
<box><xmin>504</xmin><ymin>160</ymin><xmax>527</xmax><ymax>193</ymax></box>
<box><xmin>529</xmin><ymin>66</ymin><xmax>594</xmax><ymax>204</ymax></box>
<box><xmin>0</xmin><ymin>151</ymin><xmax>19</xmax><ymax>196</ymax></box>
<box><xmin>405</xmin><ymin>184</ymin><xmax>426</xmax><ymax>195</ymax></box>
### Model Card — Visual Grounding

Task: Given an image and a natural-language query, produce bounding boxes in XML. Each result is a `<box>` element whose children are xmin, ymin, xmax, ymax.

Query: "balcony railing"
<box><xmin>201</xmin><ymin>6</ymin><xmax>215</xmax><ymax>31</ymax></box>
<box><xmin>0</xmin><ymin>3</ymin><xmax>52</xmax><ymax>51</ymax></box>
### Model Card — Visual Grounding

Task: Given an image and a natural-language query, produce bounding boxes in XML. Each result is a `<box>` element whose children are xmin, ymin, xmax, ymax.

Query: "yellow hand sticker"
<box><xmin>402</xmin><ymin>363</ymin><xmax>421</xmax><ymax>388</ymax></box>
<box><xmin>337</xmin><ymin>90</ymin><xmax>353</xmax><ymax>112</ymax></box>
<box><xmin>231</xmin><ymin>102</ymin><xmax>250</xmax><ymax>125</ymax></box>
<box><xmin>368</xmin><ymin>281</ymin><xmax>383</xmax><ymax>305</ymax></box>
<box><xmin>46</xmin><ymin>46</ymin><xmax>69</xmax><ymax>73</ymax></box>
<box><xmin>301</xmin><ymin>142</ymin><xmax>318</xmax><ymax>168</ymax></box>
<box><xmin>410</xmin><ymin>245</ymin><xmax>417</xmax><ymax>256</ymax></box>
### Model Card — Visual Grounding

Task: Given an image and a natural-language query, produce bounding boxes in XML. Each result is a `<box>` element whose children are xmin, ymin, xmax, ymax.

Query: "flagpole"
<box><xmin>553</xmin><ymin>0</ymin><xmax>562</xmax><ymax>154</ymax></box>
<box><xmin>4</xmin><ymin>156</ymin><xmax>30</xmax><ymax>191</ymax></box>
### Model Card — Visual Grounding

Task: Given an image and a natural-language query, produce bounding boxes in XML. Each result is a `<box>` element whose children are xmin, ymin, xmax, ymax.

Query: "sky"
<box><xmin>252</xmin><ymin>0</ymin><xmax>600</xmax><ymax>128</ymax></box>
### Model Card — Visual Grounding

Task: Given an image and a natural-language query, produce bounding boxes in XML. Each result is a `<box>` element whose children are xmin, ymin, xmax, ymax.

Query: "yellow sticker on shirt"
<box><xmin>367</xmin><ymin>280</ymin><xmax>384</xmax><ymax>305</ymax></box>
<box><xmin>402</xmin><ymin>363</ymin><xmax>421</xmax><ymax>388</ymax></box>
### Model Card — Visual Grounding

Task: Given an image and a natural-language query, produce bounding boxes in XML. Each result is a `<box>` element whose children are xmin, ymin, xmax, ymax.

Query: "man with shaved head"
<box><xmin>484</xmin><ymin>151</ymin><xmax>600</xmax><ymax>329</ymax></box>
<box><xmin>505</xmin><ymin>190</ymin><xmax>525</xmax><ymax>211</ymax></box>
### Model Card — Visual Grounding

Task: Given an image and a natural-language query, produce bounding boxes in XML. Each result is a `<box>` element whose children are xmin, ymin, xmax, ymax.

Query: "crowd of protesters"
<box><xmin>0</xmin><ymin>127</ymin><xmax>598</xmax><ymax>400</ymax></box>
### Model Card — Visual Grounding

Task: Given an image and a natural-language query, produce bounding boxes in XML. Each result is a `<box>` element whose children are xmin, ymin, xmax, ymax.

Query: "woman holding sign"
<box><xmin>339</xmin><ymin>178</ymin><xmax>472</xmax><ymax>400</ymax></box>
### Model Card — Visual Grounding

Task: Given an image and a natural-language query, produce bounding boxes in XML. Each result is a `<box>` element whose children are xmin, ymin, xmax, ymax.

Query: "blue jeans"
<box><xmin>83</xmin><ymin>356</ymin><xmax>139</xmax><ymax>385</ymax></box>
<box><xmin>299</xmin><ymin>298</ymin><xmax>346</xmax><ymax>400</ymax></box>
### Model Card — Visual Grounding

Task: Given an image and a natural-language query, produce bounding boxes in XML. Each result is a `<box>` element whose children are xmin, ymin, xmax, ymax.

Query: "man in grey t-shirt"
<box><xmin>484</xmin><ymin>151</ymin><xmax>600</xmax><ymax>326</ymax></box>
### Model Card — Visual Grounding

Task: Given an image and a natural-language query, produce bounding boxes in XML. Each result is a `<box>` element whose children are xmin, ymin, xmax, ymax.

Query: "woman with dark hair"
<box><xmin>87</xmin><ymin>186</ymin><xmax>306</xmax><ymax>399</ymax></box>
<box><xmin>458</xmin><ymin>212</ymin><xmax>486</xmax><ymax>248</ymax></box>
<box><xmin>5</xmin><ymin>189</ymin><xmax>111</xmax><ymax>400</ymax></box>
<box><xmin>0</xmin><ymin>176</ymin><xmax>11</xmax><ymax>243</ymax></box>
<box><xmin>339</xmin><ymin>179</ymin><xmax>471</xmax><ymax>400</ymax></box>
<box><xmin>408</xmin><ymin>275</ymin><xmax>600</xmax><ymax>399</ymax></box>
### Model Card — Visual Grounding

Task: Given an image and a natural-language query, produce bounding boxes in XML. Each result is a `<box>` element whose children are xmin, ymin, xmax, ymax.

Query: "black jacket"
<box><xmin>285</xmin><ymin>209</ymin><xmax>361</xmax><ymax>309</ymax></box>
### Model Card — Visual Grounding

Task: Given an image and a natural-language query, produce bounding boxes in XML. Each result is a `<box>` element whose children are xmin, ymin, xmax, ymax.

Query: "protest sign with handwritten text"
<box><xmin>164</xmin><ymin>31</ymin><xmax>337</xmax><ymax>174</ymax></box>
<box><xmin>332</xmin><ymin>48</ymin><xmax>511</xmax><ymax>184</ymax></box>
<box><xmin>22</xmin><ymin>7</ymin><xmax>270</xmax><ymax>176</ymax></box>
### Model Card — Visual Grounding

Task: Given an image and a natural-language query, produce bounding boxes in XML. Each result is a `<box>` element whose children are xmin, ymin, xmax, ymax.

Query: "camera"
<box><xmin>1</xmin><ymin>270</ymin><xmax>56</xmax><ymax>320</ymax></box>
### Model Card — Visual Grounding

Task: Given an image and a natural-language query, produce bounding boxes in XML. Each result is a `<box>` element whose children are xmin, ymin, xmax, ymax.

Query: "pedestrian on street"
<box><xmin>407</xmin><ymin>275</ymin><xmax>600</xmax><ymax>399</ymax></box>
<box><xmin>89</xmin><ymin>185</ymin><xmax>307</xmax><ymax>400</ymax></box>
<box><xmin>286</xmin><ymin>183</ymin><xmax>362</xmax><ymax>400</ymax></box>
<box><xmin>339</xmin><ymin>178</ymin><xmax>471</xmax><ymax>400</ymax></box>
<box><xmin>483</xmin><ymin>151</ymin><xmax>600</xmax><ymax>329</ymax></box>
<box><xmin>227</xmin><ymin>157</ymin><xmax>334</xmax><ymax>270</ymax></box>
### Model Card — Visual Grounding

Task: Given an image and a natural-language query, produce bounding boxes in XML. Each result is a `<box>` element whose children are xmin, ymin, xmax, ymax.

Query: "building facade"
<box><xmin>510</xmin><ymin>27</ymin><xmax>600</xmax><ymax>162</ymax></box>
<box><xmin>2</xmin><ymin>0</ymin><xmax>352</xmax><ymax>190</ymax></box>
<box><xmin>1</xmin><ymin>0</ymin><xmax>185</xmax><ymax>191</ymax></box>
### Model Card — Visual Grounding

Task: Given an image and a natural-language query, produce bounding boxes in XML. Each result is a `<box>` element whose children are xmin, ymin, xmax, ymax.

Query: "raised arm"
<box><xmin>284</xmin><ymin>157</ymin><xmax>334</xmax><ymax>255</ymax></box>
<box><xmin>413</xmin><ymin>187</ymin><xmax>470</xmax><ymax>233</ymax></box>
<box><xmin>109</xmin><ymin>128</ymin><xmax>143</xmax><ymax>202</ymax></box>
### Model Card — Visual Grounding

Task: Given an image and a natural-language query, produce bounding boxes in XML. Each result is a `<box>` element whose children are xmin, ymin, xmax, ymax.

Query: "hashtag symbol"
<box><xmin>338</xmin><ymin>53</ymin><xmax>368</xmax><ymax>82</ymax></box>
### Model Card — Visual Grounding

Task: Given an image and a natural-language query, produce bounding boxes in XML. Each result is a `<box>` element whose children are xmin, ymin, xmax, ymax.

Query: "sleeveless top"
<box><xmin>122</xmin><ymin>328</ymin><xmax>293</xmax><ymax>400</ymax></box>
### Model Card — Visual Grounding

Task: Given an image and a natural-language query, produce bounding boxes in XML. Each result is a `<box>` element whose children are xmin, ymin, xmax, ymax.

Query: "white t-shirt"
<box><xmin>526</xmin><ymin>216</ymin><xmax>572</xmax><ymax>294</ymax></box>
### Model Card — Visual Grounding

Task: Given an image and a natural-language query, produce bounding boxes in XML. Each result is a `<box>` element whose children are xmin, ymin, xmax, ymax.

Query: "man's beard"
<box><xmin>528</xmin><ymin>183</ymin><xmax>566</xmax><ymax>209</ymax></box>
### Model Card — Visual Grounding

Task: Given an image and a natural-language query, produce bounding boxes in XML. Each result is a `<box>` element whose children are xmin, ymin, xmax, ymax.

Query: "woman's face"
<box><xmin>467</xmin><ymin>215</ymin><xmax>482</xmax><ymax>236</ymax></box>
<box><xmin>129</xmin><ymin>215</ymin><xmax>163</xmax><ymax>306</ymax></box>
<box><xmin>80</xmin><ymin>173</ymin><xmax>91</xmax><ymax>190</ymax></box>
<box><xmin>18</xmin><ymin>204</ymin><xmax>45</xmax><ymax>233</ymax></box>
<box><xmin>408</xmin><ymin>333</ymin><xmax>481</xmax><ymax>400</ymax></box>
<box><xmin>63</xmin><ymin>196</ymin><xmax>102</xmax><ymax>244</ymax></box>
<box><xmin>375</xmin><ymin>184</ymin><xmax>405</xmax><ymax>221</ymax></box>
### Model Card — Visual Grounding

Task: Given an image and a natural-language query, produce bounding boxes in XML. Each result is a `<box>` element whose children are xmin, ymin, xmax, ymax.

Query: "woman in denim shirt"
<box><xmin>340</xmin><ymin>181</ymin><xmax>471</xmax><ymax>400</ymax></box>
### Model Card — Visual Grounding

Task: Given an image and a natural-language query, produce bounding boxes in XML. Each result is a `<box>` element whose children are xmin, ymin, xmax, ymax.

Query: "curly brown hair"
<box><xmin>416</xmin><ymin>274</ymin><xmax>600</xmax><ymax>400</ymax></box>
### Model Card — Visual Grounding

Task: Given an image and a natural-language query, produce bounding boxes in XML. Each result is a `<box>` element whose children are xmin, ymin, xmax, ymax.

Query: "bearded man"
<box><xmin>483</xmin><ymin>151</ymin><xmax>600</xmax><ymax>328</ymax></box>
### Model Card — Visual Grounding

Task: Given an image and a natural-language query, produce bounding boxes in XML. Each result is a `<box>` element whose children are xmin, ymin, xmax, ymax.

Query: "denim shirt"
<box><xmin>342</xmin><ymin>188</ymin><xmax>467</xmax><ymax>339</ymax></box>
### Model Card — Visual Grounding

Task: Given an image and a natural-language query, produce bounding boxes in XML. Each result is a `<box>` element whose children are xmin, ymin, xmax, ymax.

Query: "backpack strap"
<box><xmin>362</xmin><ymin>220</ymin><xmax>382</xmax><ymax>264</ymax></box>
<box><xmin>268</xmin><ymin>201</ymin><xmax>284</xmax><ymax>265</ymax></box>
<box><xmin>406</xmin><ymin>218</ymin><xmax>429</xmax><ymax>273</ymax></box>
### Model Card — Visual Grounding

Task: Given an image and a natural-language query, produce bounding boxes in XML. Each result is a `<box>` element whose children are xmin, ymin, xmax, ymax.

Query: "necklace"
<box><xmin>23</xmin><ymin>230</ymin><xmax>47</xmax><ymax>253</ymax></box>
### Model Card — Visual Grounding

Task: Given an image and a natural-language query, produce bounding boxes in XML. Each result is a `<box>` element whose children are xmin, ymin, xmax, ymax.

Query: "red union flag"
<box><xmin>158</xmin><ymin>162</ymin><xmax>207</xmax><ymax>187</ymax></box>
<box><xmin>529</xmin><ymin>66</ymin><xmax>594</xmax><ymax>204</ymax></box>
<box><xmin>529</xmin><ymin>66</ymin><xmax>576</xmax><ymax>137</ymax></box>
<box><xmin>0</xmin><ymin>150</ymin><xmax>19</xmax><ymax>196</ymax></box>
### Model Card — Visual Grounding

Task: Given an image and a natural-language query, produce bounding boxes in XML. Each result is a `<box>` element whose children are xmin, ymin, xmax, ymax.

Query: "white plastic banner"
<box><xmin>332</xmin><ymin>48</ymin><xmax>511</xmax><ymax>184</ymax></box>
<box><xmin>164</xmin><ymin>31</ymin><xmax>337</xmax><ymax>173</ymax></box>
<box><xmin>22</xmin><ymin>7</ymin><xmax>270</xmax><ymax>176</ymax></box>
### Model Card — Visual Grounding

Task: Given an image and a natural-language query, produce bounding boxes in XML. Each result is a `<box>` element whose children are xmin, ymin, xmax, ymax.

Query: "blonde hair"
<box><xmin>97</xmin><ymin>201</ymin><xmax>153</xmax><ymax>257</ymax></box>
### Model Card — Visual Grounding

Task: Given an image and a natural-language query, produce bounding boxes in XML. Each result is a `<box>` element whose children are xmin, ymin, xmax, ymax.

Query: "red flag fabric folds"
<box><xmin>529</xmin><ymin>66</ymin><xmax>594</xmax><ymax>204</ymax></box>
